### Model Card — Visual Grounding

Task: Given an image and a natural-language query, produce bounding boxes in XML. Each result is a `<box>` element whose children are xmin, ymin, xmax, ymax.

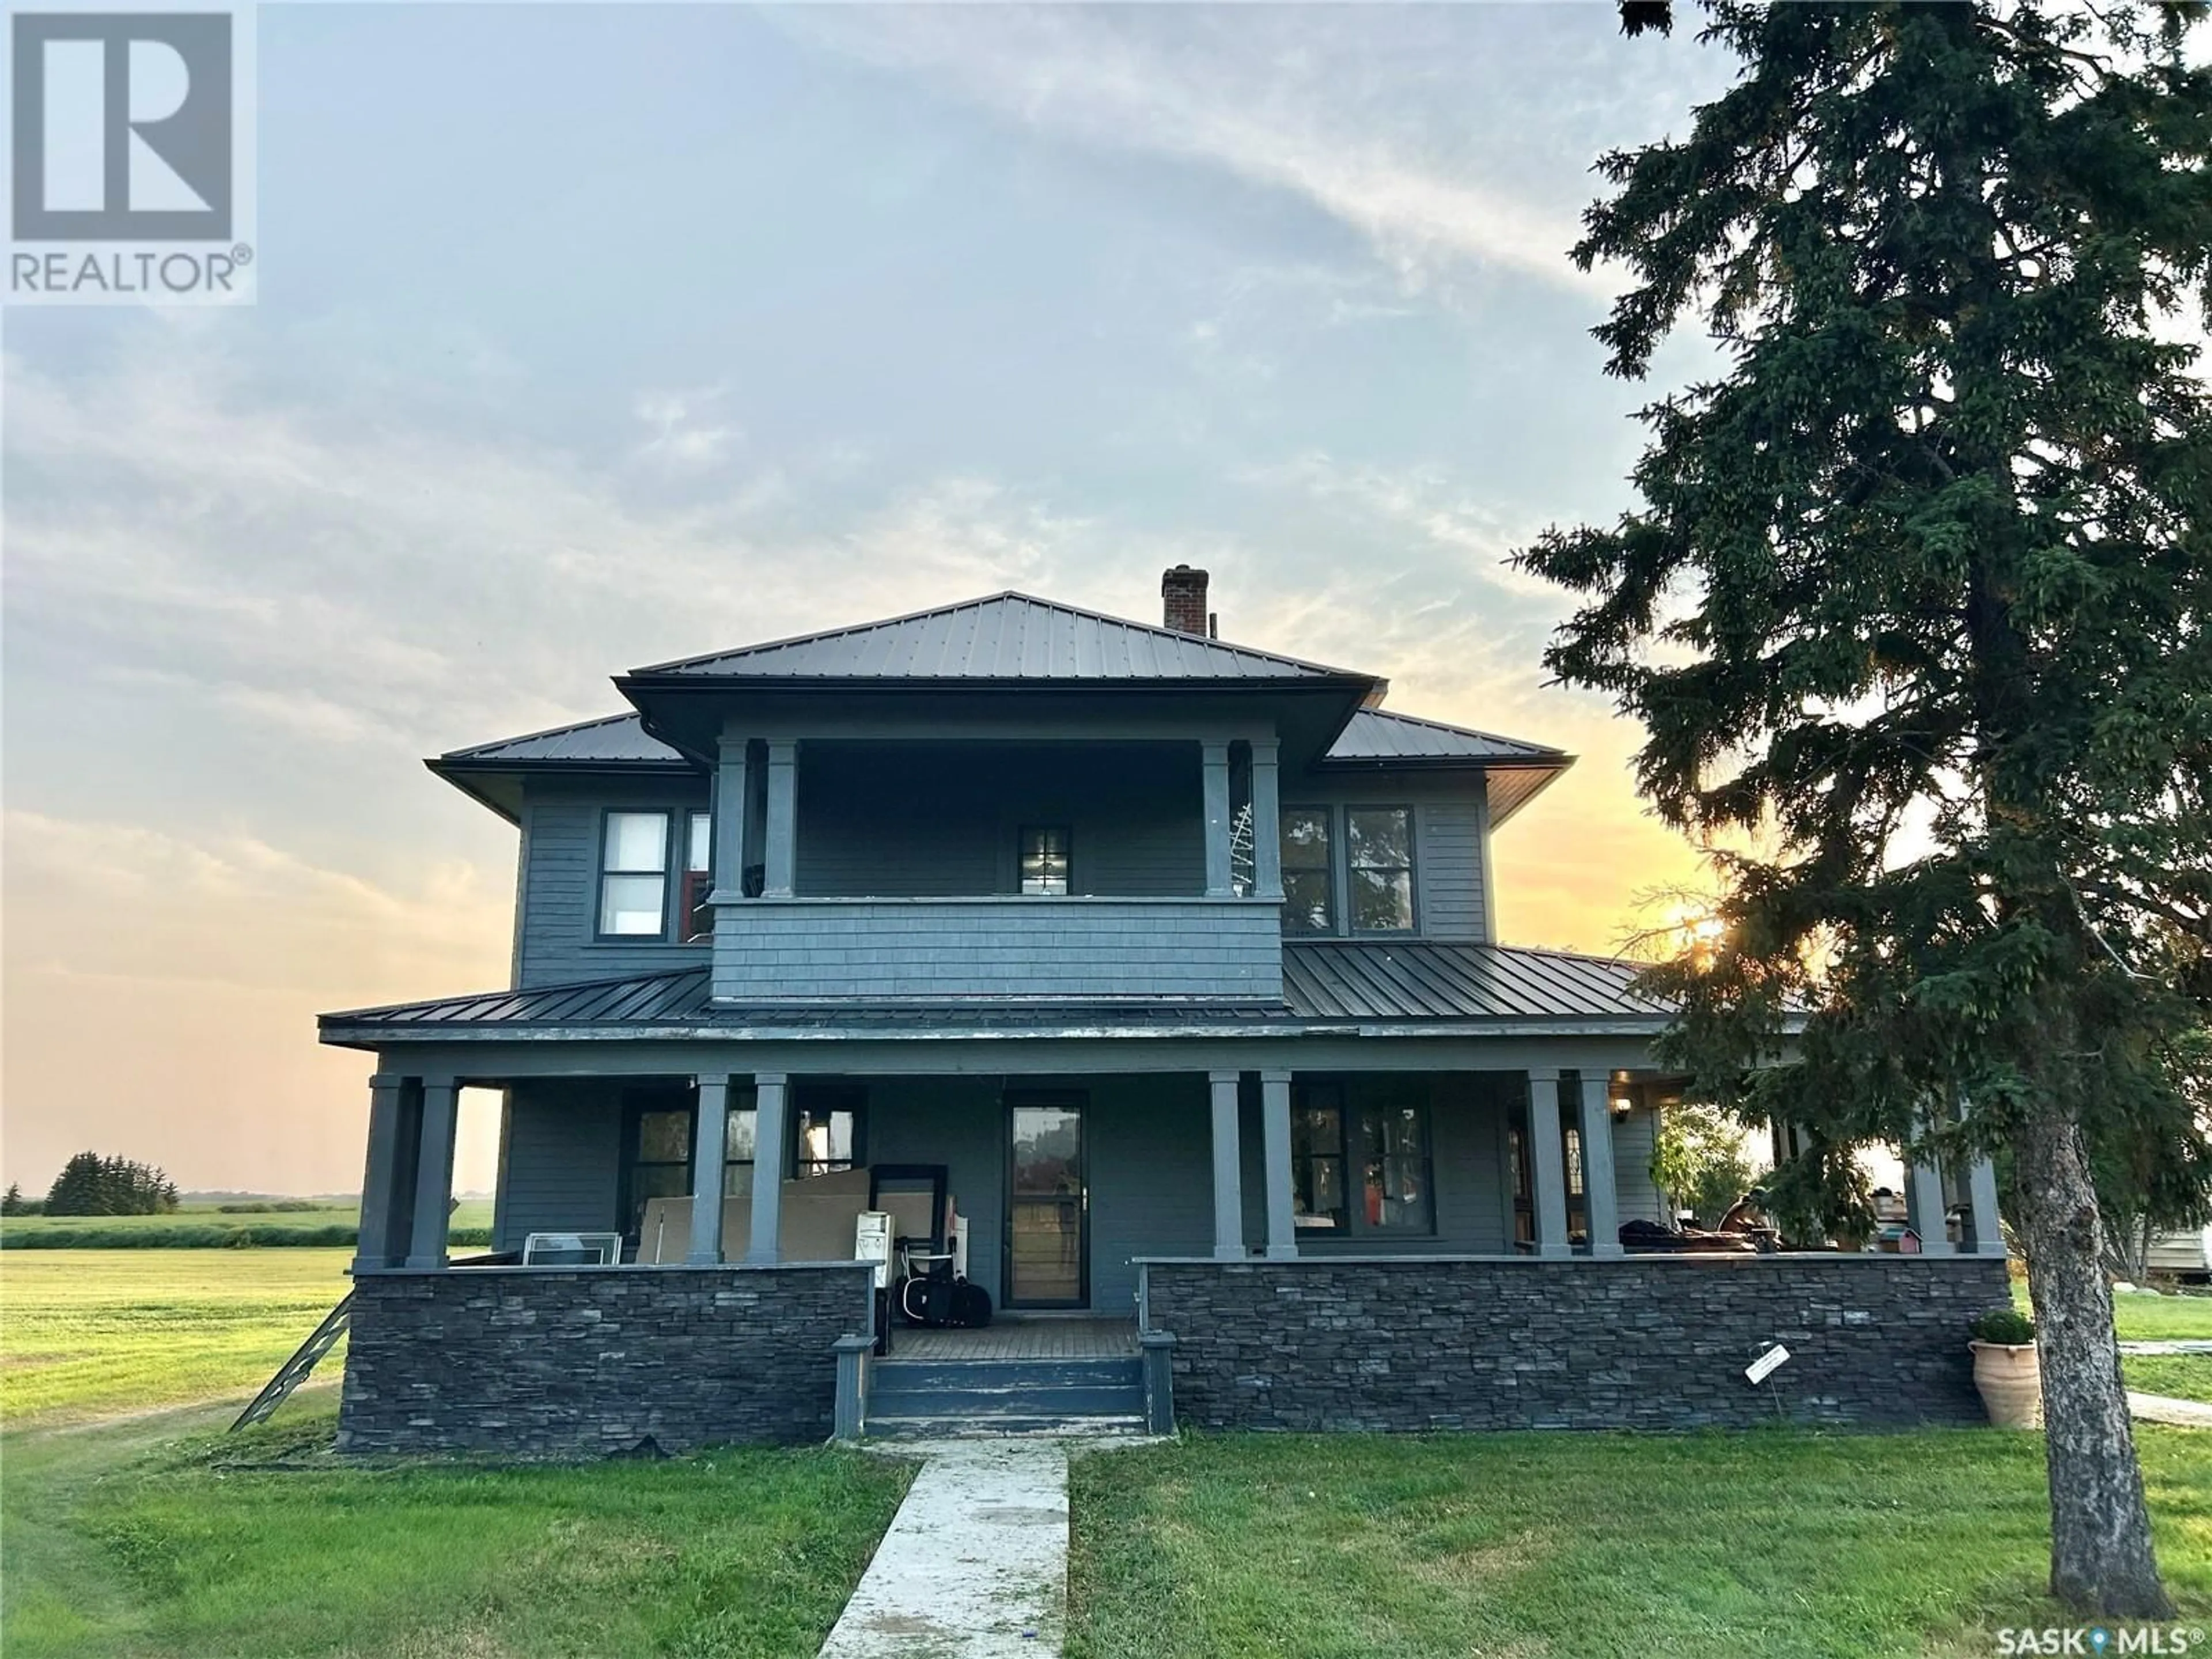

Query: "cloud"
<box><xmin>778</xmin><ymin>8</ymin><xmax>1612</xmax><ymax>297</ymax></box>
<box><xmin>633</xmin><ymin>384</ymin><xmax>742</xmax><ymax>470</ymax></box>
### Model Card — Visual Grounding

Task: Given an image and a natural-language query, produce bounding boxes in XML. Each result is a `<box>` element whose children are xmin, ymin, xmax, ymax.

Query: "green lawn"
<box><xmin>2014</xmin><ymin>1280</ymin><xmax>2212</xmax><ymax>1343</ymax></box>
<box><xmin>1068</xmin><ymin>1430</ymin><xmax>2212</xmax><ymax>1659</ymax></box>
<box><xmin>2126</xmin><ymin>1355</ymin><xmax>2212</xmax><ymax>1404</ymax></box>
<box><xmin>1</xmin><ymin>1249</ymin><xmax>357</xmax><ymax>1425</ymax></box>
<box><xmin>1</xmin><ymin>1199</ymin><xmax>494</xmax><ymax>1250</ymax></box>
<box><xmin>3</xmin><ymin>1399</ymin><xmax>910</xmax><ymax>1659</ymax></box>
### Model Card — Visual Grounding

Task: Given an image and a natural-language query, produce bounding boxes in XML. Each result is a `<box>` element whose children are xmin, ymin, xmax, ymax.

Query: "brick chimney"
<box><xmin>1161</xmin><ymin>564</ymin><xmax>1210</xmax><ymax>637</ymax></box>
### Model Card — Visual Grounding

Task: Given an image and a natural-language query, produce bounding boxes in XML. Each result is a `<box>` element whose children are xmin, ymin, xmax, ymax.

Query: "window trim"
<box><xmin>1345</xmin><ymin>803</ymin><xmax>1419</xmax><ymax>935</ymax></box>
<box><xmin>1016</xmin><ymin>824</ymin><xmax>1074</xmax><ymax>898</ymax></box>
<box><xmin>616</xmin><ymin>1090</ymin><xmax>695</xmax><ymax>1243</ymax></box>
<box><xmin>594</xmin><ymin>807</ymin><xmax>676</xmax><ymax>943</ymax></box>
<box><xmin>1279</xmin><ymin>803</ymin><xmax>1340</xmax><ymax>937</ymax></box>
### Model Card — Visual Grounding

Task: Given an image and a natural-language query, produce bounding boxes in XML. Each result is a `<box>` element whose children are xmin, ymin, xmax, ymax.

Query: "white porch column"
<box><xmin>746</xmin><ymin>1073</ymin><xmax>789</xmax><ymax>1264</ymax></box>
<box><xmin>1907</xmin><ymin>1152</ymin><xmax>1955</xmax><ymax>1255</ymax></box>
<box><xmin>1577</xmin><ymin>1071</ymin><xmax>1624</xmax><ymax>1257</ymax></box>
<box><xmin>353</xmin><ymin>1073</ymin><xmax>410</xmax><ymax>1272</ymax></box>
<box><xmin>1249</xmin><ymin>739</ymin><xmax>1283</xmax><ymax>901</ymax></box>
<box><xmin>403</xmin><ymin>1077</ymin><xmax>460</xmax><ymax>1269</ymax></box>
<box><xmin>1259</xmin><ymin>1069</ymin><xmax>1297</xmax><ymax>1259</ymax></box>
<box><xmin>1201</xmin><ymin>741</ymin><xmax>1234</xmax><ymax>897</ymax></box>
<box><xmin>1965</xmin><ymin>1156</ymin><xmax>2006</xmax><ymax>1257</ymax></box>
<box><xmin>712</xmin><ymin>736</ymin><xmax>749</xmax><ymax>902</ymax></box>
<box><xmin>1209</xmin><ymin>1069</ymin><xmax>1244</xmax><ymax>1259</ymax></box>
<box><xmin>1527</xmin><ymin>1069</ymin><xmax>1571</xmax><ymax>1259</ymax></box>
<box><xmin>762</xmin><ymin>741</ymin><xmax>798</xmax><ymax>899</ymax></box>
<box><xmin>688</xmin><ymin>1075</ymin><xmax>732</xmax><ymax>1264</ymax></box>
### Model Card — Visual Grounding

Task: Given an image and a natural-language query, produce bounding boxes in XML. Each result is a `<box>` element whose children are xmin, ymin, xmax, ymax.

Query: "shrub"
<box><xmin>1971</xmin><ymin>1307</ymin><xmax>2037</xmax><ymax>1346</ymax></box>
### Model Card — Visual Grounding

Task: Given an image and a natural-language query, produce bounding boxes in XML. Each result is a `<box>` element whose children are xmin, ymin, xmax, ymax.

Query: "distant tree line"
<box><xmin>4</xmin><ymin>1152</ymin><xmax>181</xmax><ymax>1217</ymax></box>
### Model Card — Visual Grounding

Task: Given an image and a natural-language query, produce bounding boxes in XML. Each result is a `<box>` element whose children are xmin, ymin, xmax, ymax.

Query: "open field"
<box><xmin>2</xmin><ymin>1399</ymin><xmax>911</xmax><ymax>1659</ymax></box>
<box><xmin>0</xmin><ymin>1199</ymin><xmax>494</xmax><ymax>1250</ymax></box>
<box><xmin>1</xmin><ymin>1250</ymin><xmax>357</xmax><ymax>1425</ymax></box>
<box><xmin>1068</xmin><ymin>1429</ymin><xmax>2212</xmax><ymax>1659</ymax></box>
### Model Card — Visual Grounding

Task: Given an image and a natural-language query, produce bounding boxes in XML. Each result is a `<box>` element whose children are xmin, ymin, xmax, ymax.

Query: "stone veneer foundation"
<box><xmin>1141</xmin><ymin>1253</ymin><xmax>2013</xmax><ymax>1432</ymax></box>
<box><xmin>339</xmin><ymin>1262</ymin><xmax>873</xmax><ymax>1457</ymax></box>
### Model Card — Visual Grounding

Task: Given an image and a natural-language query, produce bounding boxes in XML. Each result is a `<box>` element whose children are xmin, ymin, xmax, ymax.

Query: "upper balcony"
<box><xmin>707</xmin><ymin>736</ymin><xmax>1285</xmax><ymax>1003</ymax></box>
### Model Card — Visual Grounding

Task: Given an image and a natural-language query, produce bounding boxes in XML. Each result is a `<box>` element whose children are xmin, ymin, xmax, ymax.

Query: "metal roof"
<box><xmin>1280</xmin><ymin>940</ymin><xmax>1662</xmax><ymax>1022</ymax></box>
<box><xmin>440</xmin><ymin>713</ymin><xmax>685</xmax><ymax>766</ymax></box>
<box><xmin>1325</xmin><ymin>709</ymin><xmax>1565</xmax><ymax>766</ymax></box>
<box><xmin>319</xmin><ymin>942</ymin><xmax>1668</xmax><ymax>1042</ymax></box>
<box><xmin>627</xmin><ymin>593</ymin><xmax>1369</xmax><ymax>683</ymax></box>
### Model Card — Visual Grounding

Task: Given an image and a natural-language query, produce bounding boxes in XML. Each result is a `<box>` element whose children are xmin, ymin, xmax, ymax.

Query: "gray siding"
<box><xmin>1287</xmin><ymin>772</ymin><xmax>1490</xmax><ymax>941</ymax></box>
<box><xmin>514</xmin><ymin>777</ymin><xmax>711</xmax><ymax>987</ymax></box>
<box><xmin>794</xmin><ymin>743</ymin><xmax>1203</xmax><ymax>899</ymax></box>
<box><xmin>713</xmin><ymin>897</ymin><xmax>1282</xmax><ymax>1001</ymax></box>
<box><xmin>1613</xmin><ymin>1103</ymin><xmax>1665</xmax><ymax>1224</ymax></box>
<box><xmin>495</xmin><ymin>1078</ymin><xmax>624</xmax><ymax>1247</ymax></box>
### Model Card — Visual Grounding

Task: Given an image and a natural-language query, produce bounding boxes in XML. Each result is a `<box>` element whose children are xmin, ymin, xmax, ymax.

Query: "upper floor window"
<box><xmin>1347</xmin><ymin>807</ymin><xmax>1415</xmax><ymax>933</ymax></box>
<box><xmin>680</xmin><ymin>810</ymin><xmax>713</xmax><ymax>943</ymax></box>
<box><xmin>1020</xmin><ymin>825</ymin><xmax>1071</xmax><ymax>896</ymax></box>
<box><xmin>598</xmin><ymin>811</ymin><xmax>671</xmax><ymax>937</ymax></box>
<box><xmin>1281</xmin><ymin>808</ymin><xmax>1334</xmax><ymax>934</ymax></box>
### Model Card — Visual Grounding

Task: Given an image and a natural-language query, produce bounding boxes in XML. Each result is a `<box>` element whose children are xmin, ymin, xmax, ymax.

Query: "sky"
<box><xmin>1</xmin><ymin>3</ymin><xmax>1740</xmax><ymax>1197</ymax></box>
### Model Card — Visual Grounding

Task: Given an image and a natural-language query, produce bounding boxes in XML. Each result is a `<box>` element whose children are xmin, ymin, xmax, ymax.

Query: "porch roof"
<box><xmin>317</xmin><ymin>941</ymin><xmax>1670</xmax><ymax>1045</ymax></box>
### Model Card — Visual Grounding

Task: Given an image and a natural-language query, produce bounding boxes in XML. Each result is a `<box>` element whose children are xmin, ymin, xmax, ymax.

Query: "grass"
<box><xmin>1068</xmin><ymin>1429</ymin><xmax>2212</xmax><ymax>1659</ymax></box>
<box><xmin>1</xmin><ymin>1199</ymin><xmax>494</xmax><ymax>1251</ymax></box>
<box><xmin>2011</xmin><ymin>1279</ymin><xmax>2212</xmax><ymax>1342</ymax></box>
<box><xmin>2</xmin><ymin>1398</ymin><xmax>912</xmax><ymax>1659</ymax></box>
<box><xmin>2125</xmin><ymin>1355</ymin><xmax>2212</xmax><ymax>1404</ymax></box>
<box><xmin>0</xmin><ymin>1249</ymin><xmax>358</xmax><ymax>1425</ymax></box>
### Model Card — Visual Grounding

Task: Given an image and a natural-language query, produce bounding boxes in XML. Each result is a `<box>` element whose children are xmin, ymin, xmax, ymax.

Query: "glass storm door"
<box><xmin>1007</xmin><ymin>1099</ymin><xmax>1086</xmax><ymax>1308</ymax></box>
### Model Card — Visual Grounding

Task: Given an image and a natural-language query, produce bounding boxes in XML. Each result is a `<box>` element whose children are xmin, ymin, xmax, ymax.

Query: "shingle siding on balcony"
<box><xmin>712</xmin><ymin>899</ymin><xmax>1283</xmax><ymax>1001</ymax></box>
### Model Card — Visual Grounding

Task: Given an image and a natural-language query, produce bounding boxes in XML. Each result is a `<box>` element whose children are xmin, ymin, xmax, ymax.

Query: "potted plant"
<box><xmin>1968</xmin><ymin>1307</ymin><xmax>2041</xmax><ymax>1428</ymax></box>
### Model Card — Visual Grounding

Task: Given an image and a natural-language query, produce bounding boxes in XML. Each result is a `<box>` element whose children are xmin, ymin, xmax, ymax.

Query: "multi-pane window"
<box><xmin>624</xmin><ymin>1105</ymin><xmax>691</xmax><ymax>1235</ymax></box>
<box><xmin>1290</xmin><ymin>1082</ymin><xmax>1433</xmax><ymax>1236</ymax></box>
<box><xmin>792</xmin><ymin>1090</ymin><xmax>863</xmax><ymax>1177</ymax></box>
<box><xmin>1347</xmin><ymin>807</ymin><xmax>1415</xmax><ymax>932</ymax></box>
<box><xmin>1020</xmin><ymin>826</ymin><xmax>1072</xmax><ymax>896</ymax></box>
<box><xmin>599</xmin><ymin>810</ymin><xmax>671</xmax><ymax>937</ymax></box>
<box><xmin>680</xmin><ymin>810</ymin><xmax>714</xmax><ymax>943</ymax></box>
<box><xmin>1281</xmin><ymin>808</ymin><xmax>1335</xmax><ymax>934</ymax></box>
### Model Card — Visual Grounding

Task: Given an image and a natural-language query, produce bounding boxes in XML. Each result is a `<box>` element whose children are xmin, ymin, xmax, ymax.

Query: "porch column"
<box><xmin>688</xmin><ymin>1074</ymin><xmax>732</xmax><ymax>1264</ymax></box>
<box><xmin>353</xmin><ymin>1073</ymin><xmax>410</xmax><ymax>1273</ymax></box>
<box><xmin>1209</xmin><ymin>1070</ymin><xmax>1244</xmax><ymax>1259</ymax></box>
<box><xmin>1259</xmin><ymin>1069</ymin><xmax>1297</xmax><ymax>1259</ymax></box>
<box><xmin>1527</xmin><ymin>1069</ymin><xmax>1571</xmax><ymax>1258</ymax></box>
<box><xmin>1577</xmin><ymin>1071</ymin><xmax>1624</xmax><ymax>1257</ymax></box>
<box><xmin>712</xmin><ymin>736</ymin><xmax>749</xmax><ymax>902</ymax></box>
<box><xmin>746</xmin><ymin>1072</ymin><xmax>789</xmax><ymax>1264</ymax></box>
<box><xmin>763</xmin><ymin>740</ymin><xmax>798</xmax><ymax>899</ymax></box>
<box><xmin>1965</xmin><ymin>1156</ymin><xmax>2006</xmax><ymax>1257</ymax></box>
<box><xmin>403</xmin><ymin>1077</ymin><xmax>460</xmax><ymax>1270</ymax></box>
<box><xmin>1249</xmin><ymin>740</ymin><xmax>1283</xmax><ymax>901</ymax></box>
<box><xmin>1201</xmin><ymin>741</ymin><xmax>1234</xmax><ymax>897</ymax></box>
<box><xmin>1907</xmin><ymin>1152</ymin><xmax>1955</xmax><ymax>1255</ymax></box>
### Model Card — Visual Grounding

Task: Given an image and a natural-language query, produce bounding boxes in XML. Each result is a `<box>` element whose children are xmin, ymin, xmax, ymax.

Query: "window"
<box><xmin>598</xmin><ymin>810</ymin><xmax>671</xmax><ymax>937</ymax></box>
<box><xmin>680</xmin><ymin>811</ymin><xmax>714</xmax><ymax>943</ymax></box>
<box><xmin>722</xmin><ymin>1093</ymin><xmax>758</xmax><ymax>1196</ymax></box>
<box><xmin>623</xmin><ymin>1103</ymin><xmax>691</xmax><ymax>1236</ymax></box>
<box><xmin>1281</xmin><ymin>808</ymin><xmax>1335</xmax><ymax>934</ymax></box>
<box><xmin>1290</xmin><ymin>1083</ymin><xmax>1433</xmax><ymax>1236</ymax></box>
<box><xmin>1347</xmin><ymin>807</ymin><xmax>1415</xmax><ymax>931</ymax></box>
<box><xmin>1508</xmin><ymin>1122</ymin><xmax>1534</xmax><ymax>1246</ymax></box>
<box><xmin>792</xmin><ymin>1088</ymin><xmax>864</xmax><ymax>1177</ymax></box>
<box><xmin>1020</xmin><ymin>825</ymin><xmax>1071</xmax><ymax>896</ymax></box>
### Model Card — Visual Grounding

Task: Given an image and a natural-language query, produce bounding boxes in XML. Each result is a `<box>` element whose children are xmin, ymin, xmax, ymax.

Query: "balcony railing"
<box><xmin>711</xmin><ymin>896</ymin><xmax>1283</xmax><ymax>1002</ymax></box>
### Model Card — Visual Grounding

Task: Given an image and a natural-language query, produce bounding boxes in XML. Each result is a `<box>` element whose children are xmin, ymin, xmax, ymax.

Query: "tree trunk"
<box><xmin>2013</xmin><ymin>1100</ymin><xmax>2173</xmax><ymax>1617</ymax></box>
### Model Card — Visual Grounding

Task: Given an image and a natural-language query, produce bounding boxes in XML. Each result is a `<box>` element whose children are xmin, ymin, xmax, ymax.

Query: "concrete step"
<box><xmin>865</xmin><ymin>1411</ymin><xmax>1147</xmax><ymax>1441</ymax></box>
<box><xmin>870</xmin><ymin>1382</ymin><xmax>1145</xmax><ymax>1417</ymax></box>
<box><xmin>871</xmin><ymin>1357</ymin><xmax>1141</xmax><ymax>1392</ymax></box>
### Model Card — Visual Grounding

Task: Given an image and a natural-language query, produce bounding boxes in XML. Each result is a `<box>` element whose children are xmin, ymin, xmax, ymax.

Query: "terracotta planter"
<box><xmin>1969</xmin><ymin>1340</ymin><xmax>2042</xmax><ymax>1428</ymax></box>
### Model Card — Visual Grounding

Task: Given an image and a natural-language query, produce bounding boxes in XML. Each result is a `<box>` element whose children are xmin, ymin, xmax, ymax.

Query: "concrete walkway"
<box><xmin>2128</xmin><ymin>1391</ymin><xmax>2212</xmax><ymax>1429</ymax></box>
<box><xmin>820</xmin><ymin>1439</ymin><xmax>1070</xmax><ymax>1658</ymax></box>
<box><xmin>2118</xmin><ymin>1339</ymin><xmax>2212</xmax><ymax>1355</ymax></box>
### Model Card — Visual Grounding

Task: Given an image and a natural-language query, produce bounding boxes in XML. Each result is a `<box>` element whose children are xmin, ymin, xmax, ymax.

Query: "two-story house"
<box><xmin>322</xmin><ymin>571</ymin><xmax>2009</xmax><ymax>1453</ymax></box>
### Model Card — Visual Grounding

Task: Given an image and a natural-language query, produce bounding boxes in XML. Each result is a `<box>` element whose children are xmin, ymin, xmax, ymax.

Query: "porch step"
<box><xmin>866</xmin><ymin>1354</ymin><xmax>1145</xmax><ymax>1438</ymax></box>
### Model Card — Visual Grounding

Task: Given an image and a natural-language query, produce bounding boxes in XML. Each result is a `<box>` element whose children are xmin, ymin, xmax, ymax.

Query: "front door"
<box><xmin>1006</xmin><ymin>1095</ymin><xmax>1086</xmax><ymax>1308</ymax></box>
